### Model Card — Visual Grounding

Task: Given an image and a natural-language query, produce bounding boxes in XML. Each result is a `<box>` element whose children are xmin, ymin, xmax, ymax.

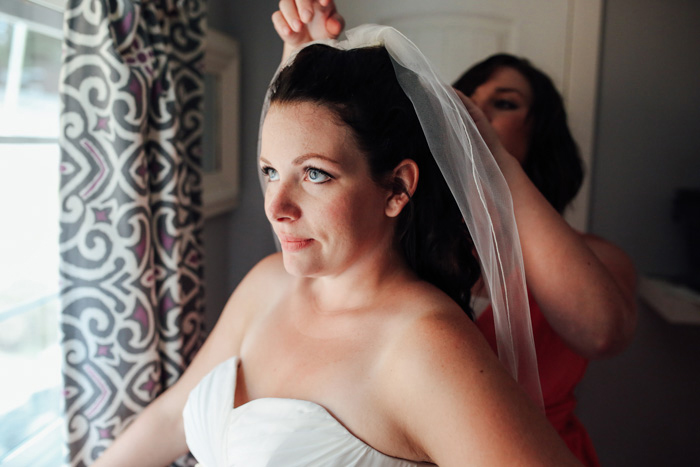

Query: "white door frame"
<box><xmin>564</xmin><ymin>0</ymin><xmax>603</xmax><ymax>231</ymax></box>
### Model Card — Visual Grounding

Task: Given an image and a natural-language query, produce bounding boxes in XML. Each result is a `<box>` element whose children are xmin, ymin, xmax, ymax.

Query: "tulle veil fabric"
<box><xmin>258</xmin><ymin>24</ymin><xmax>543</xmax><ymax>407</ymax></box>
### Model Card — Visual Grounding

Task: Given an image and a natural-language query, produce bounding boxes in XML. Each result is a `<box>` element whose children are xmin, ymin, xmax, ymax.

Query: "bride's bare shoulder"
<box><xmin>373</xmin><ymin>285</ymin><xmax>578</xmax><ymax>465</ymax></box>
<box><xmin>252</xmin><ymin>251</ymin><xmax>286</xmax><ymax>274</ymax></box>
<box><xmin>390</xmin><ymin>279</ymin><xmax>475</xmax><ymax>331</ymax></box>
<box><xmin>378</xmin><ymin>279</ymin><xmax>493</xmax><ymax>372</ymax></box>
<box><xmin>237</xmin><ymin>252</ymin><xmax>290</xmax><ymax>292</ymax></box>
<box><xmin>213</xmin><ymin>253</ymin><xmax>290</xmax><ymax>334</ymax></box>
<box><xmin>395</xmin><ymin>286</ymin><xmax>485</xmax><ymax>352</ymax></box>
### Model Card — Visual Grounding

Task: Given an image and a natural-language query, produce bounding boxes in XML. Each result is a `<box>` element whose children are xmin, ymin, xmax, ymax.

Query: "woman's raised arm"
<box><xmin>93</xmin><ymin>253</ymin><xmax>281</xmax><ymax>465</ymax></box>
<box><xmin>457</xmin><ymin>90</ymin><xmax>637</xmax><ymax>358</ymax></box>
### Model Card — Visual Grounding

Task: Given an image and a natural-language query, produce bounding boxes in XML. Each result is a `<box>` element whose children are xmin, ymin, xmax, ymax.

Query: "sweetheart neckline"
<box><xmin>228</xmin><ymin>363</ymin><xmax>427</xmax><ymax>465</ymax></box>
<box><xmin>229</xmin><ymin>357</ymin><xmax>373</xmax><ymax>455</ymax></box>
<box><xmin>232</xmin><ymin>397</ymin><xmax>410</xmax><ymax>461</ymax></box>
<box><xmin>192</xmin><ymin>356</ymin><xmax>431</xmax><ymax>466</ymax></box>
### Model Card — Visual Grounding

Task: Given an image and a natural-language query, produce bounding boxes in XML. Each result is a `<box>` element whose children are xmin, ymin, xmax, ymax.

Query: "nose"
<box><xmin>265</xmin><ymin>181</ymin><xmax>301</xmax><ymax>223</ymax></box>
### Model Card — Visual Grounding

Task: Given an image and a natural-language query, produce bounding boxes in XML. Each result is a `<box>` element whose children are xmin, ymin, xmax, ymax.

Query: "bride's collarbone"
<box><xmin>239</xmin><ymin>305</ymin><xmax>389</xmax><ymax>396</ymax></box>
<box><xmin>236</xmin><ymin>275</ymin><xmax>434</xmax><ymax>402</ymax></box>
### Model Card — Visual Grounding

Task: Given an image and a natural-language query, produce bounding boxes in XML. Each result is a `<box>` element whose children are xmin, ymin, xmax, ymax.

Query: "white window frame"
<box><xmin>24</xmin><ymin>0</ymin><xmax>65</xmax><ymax>13</ymax></box>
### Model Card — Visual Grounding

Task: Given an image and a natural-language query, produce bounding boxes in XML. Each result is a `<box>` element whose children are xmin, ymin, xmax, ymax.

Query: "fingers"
<box><xmin>323</xmin><ymin>0</ymin><xmax>344</xmax><ymax>32</ymax></box>
<box><xmin>455</xmin><ymin>90</ymin><xmax>492</xmax><ymax>133</ymax></box>
<box><xmin>326</xmin><ymin>10</ymin><xmax>345</xmax><ymax>38</ymax></box>
<box><xmin>278</xmin><ymin>0</ymin><xmax>304</xmax><ymax>33</ymax></box>
<box><xmin>273</xmin><ymin>0</ymin><xmax>344</xmax><ymax>63</ymax></box>
<box><xmin>294</xmin><ymin>0</ymin><xmax>315</xmax><ymax>24</ymax></box>
<box><xmin>276</xmin><ymin>0</ymin><xmax>342</xmax><ymax>38</ymax></box>
<box><xmin>454</xmin><ymin>90</ymin><xmax>484</xmax><ymax>122</ymax></box>
<box><xmin>271</xmin><ymin>10</ymin><xmax>294</xmax><ymax>38</ymax></box>
<box><xmin>454</xmin><ymin>89</ymin><xmax>504</xmax><ymax>154</ymax></box>
<box><xmin>304</xmin><ymin>0</ymin><xmax>343</xmax><ymax>39</ymax></box>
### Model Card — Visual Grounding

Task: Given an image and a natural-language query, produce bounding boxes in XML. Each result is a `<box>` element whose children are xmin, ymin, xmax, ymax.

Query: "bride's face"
<box><xmin>259</xmin><ymin>102</ymin><xmax>395</xmax><ymax>278</ymax></box>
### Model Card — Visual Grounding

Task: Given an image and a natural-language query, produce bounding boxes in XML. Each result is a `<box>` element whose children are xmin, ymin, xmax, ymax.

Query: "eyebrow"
<box><xmin>259</xmin><ymin>153</ymin><xmax>341</xmax><ymax>166</ymax></box>
<box><xmin>494</xmin><ymin>87</ymin><xmax>527</xmax><ymax>97</ymax></box>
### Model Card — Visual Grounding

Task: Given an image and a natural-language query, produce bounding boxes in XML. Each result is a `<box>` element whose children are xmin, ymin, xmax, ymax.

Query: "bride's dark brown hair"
<box><xmin>270</xmin><ymin>44</ymin><xmax>479</xmax><ymax>318</ymax></box>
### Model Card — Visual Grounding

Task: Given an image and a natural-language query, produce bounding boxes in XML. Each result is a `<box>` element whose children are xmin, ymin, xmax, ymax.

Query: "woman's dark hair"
<box><xmin>270</xmin><ymin>44</ymin><xmax>479</xmax><ymax>318</ymax></box>
<box><xmin>453</xmin><ymin>54</ymin><xmax>583</xmax><ymax>213</ymax></box>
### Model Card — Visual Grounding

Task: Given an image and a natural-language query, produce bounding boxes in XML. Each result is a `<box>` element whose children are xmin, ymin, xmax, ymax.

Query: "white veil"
<box><xmin>260</xmin><ymin>24</ymin><xmax>543</xmax><ymax>407</ymax></box>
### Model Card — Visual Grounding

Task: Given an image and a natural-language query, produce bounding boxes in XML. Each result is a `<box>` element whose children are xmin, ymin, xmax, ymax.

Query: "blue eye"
<box><xmin>306</xmin><ymin>168</ymin><xmax>332</xmax><ymax>184</ymax></box>
<box><xmin>261</xmin><ymin>166</ymin><xmax>279</xmax><ymax>181</ymax></box>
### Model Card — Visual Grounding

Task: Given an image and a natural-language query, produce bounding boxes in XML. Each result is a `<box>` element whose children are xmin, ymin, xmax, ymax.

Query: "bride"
<box><xmin>93</xmin><ymin>3</ymin><xmax>579</xmax><ymax>466</ymax></box>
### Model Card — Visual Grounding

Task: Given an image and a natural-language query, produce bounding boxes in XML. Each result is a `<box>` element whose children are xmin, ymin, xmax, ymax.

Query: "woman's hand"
<box><xmin>454</xmin><ymin>89</ymin><xmax>502</xmax><ymax>153</ymax></box>
<box><xmin>273</xmin><ymin>0</ymin><xmax>345</xmax><ymax>63</ymax></box>
<box><xmin>454</xmin><ymin>89</ymin><xmax>522</xmax><ymax>174</ymax></box>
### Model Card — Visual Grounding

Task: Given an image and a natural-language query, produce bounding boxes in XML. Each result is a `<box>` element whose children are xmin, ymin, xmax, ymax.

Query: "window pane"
<box><xmin>0</xmin><ymin>1</ymin><xmax>64</xmax><ymax>465</ymax></box>
<box><xmin>0</xmin><ymin>144</ymin><xmax>60</xmax><ymax>304</ymax></box>
<box><xmin>0</xmin><ymin>143</ymin><xmax>62</xmax><ymax>463</ymax></box>
<box><xmin>0</xmin><ymin>21</ymin><xmax>11</xmax><ymax>81</ymax></box>
<box><xmin>0</xmin><ymin>16</ymin><xmax>61</xmax><ymax>138</ymax></box>
<box><xmin>0</xmin><ymin>297</ymin><xmax>62</xmax><ymax>461</ymax></box>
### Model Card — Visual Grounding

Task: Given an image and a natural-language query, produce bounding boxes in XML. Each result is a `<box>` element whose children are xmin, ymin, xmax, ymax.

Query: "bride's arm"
<box><xmin>382</xmin><ymin>310</ymin><xmax>581</xmax><ymax>466</ymax></box>
<box><xmin>91</xmin><ymin>386</ymin><xmax>189</xmax><ymax>466</ymax></box>
<box><xmin>93</xmin><ymin>253</ymin><xmax>282</xmax><ymax>465</ymax></box>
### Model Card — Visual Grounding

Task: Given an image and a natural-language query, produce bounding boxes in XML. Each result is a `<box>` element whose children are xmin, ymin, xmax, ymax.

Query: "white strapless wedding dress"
<box><xmin>182</xmin><ymin>356</ymin><xmax>427</xmax><ymax>467</ymax></box>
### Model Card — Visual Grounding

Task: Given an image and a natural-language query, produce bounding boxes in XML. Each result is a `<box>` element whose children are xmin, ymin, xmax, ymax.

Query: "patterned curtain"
<box><xmin>58</xmin><ymin>0</ymin><xmax>205</xmax><ymax>465</ymax></box>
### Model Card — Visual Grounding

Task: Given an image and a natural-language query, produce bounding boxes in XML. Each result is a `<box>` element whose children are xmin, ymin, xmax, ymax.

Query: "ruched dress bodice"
<box><xmin>182</xmin><ymin>356</ymin><xmax>427</xmax><ymax>467</ymax></box>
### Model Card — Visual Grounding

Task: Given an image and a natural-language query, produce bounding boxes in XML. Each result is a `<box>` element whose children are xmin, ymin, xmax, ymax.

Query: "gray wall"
<box><xmin>201</xmin><ymin>2</ymin><xmax>280</xmax><ymax>325</ymax></box>
<box><xmin>577</xmin><ymin>0</ymin><xmax>700</xmax><ymax>465</ymax></box>
<box><xmin>201</xmin><ymin>0</ymin><xmax>700</xmax><ymax>464</ymax></box>
<box><xmin>589</xmin><ymin>0</ymin><xmax>700</xmax><ymax>279</ymax></box>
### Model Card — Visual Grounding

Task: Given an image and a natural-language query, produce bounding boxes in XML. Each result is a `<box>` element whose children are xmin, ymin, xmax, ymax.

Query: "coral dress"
<box><xmin>476</xmin><ymin>293</ymin><xmax>601</xmax><ymax>467</ymax></box>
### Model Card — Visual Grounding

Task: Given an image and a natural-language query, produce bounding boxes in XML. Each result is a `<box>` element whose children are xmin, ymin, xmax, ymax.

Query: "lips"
<box><xmin>277</xmin><ymin>234</ymin><xmax>314</xmax><ymax>252</ymax></box>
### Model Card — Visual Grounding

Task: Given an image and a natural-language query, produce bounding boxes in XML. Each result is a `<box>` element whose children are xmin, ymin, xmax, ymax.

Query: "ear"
<box><xmin>385</xmin><ymin>159</ymin><xmax>419</xmax><ymax>218</ymax></box>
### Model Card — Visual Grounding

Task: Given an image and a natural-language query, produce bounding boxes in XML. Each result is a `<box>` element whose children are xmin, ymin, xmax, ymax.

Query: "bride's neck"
<box><xmin>301</xmin><ymin>250</ymin><xmax>416</xmax><ymax>315</ymax></box>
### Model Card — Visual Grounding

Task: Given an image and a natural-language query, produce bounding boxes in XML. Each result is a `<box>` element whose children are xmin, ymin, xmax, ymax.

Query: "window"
<box><xmin>0</xmin><ymin>0</ymin><xmax>65</xmax><ymax>465</ymax></box>
<box><xmin>0</xmin><ymin>1</ymin><xmax>238</xmax><ymax>463</ymax></box>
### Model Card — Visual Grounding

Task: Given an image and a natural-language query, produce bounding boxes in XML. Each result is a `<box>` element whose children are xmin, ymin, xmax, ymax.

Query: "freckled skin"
<box><xmin>260</xmin><ymin>103</ymin><xmax>396</xmax><ymax>279</ymax></box>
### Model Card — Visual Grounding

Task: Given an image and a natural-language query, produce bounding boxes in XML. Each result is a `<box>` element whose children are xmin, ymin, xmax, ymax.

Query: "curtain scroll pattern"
<box><xmin>59</xmin><ymin>0</ymin><xmax>205</xmax><ymax>465</ymax></box>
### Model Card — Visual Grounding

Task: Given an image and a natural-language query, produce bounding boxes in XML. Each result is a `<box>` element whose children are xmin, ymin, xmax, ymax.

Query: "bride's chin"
<box><xmin>281</xmin><ymin>256</ymin><xmax>319</xmax><ymax>278</ymax></box>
